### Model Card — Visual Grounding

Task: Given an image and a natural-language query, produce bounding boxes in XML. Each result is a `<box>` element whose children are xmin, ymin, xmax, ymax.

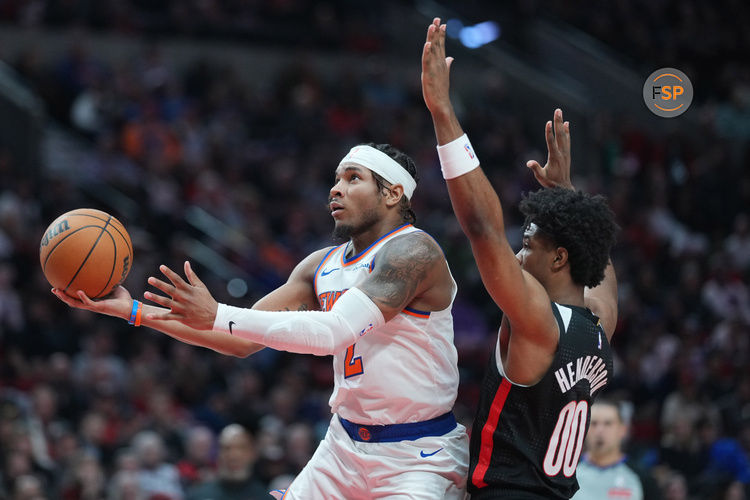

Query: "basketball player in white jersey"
<box><xmin>52</xmin><ymin>143</ymin><xmax>469</xmax><ymax>499</ymax></box>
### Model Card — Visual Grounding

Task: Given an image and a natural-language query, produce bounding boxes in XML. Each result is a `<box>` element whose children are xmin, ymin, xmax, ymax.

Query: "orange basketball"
<box><xmin>40</xmin><ymin>208</ymin><xmax>133</xmax><ymax>298</ymax></box>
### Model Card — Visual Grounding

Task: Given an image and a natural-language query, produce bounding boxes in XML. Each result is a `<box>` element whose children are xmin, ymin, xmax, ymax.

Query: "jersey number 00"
<box><xmin>542</xmin><ymin>400</ymin><xmax>588</xmax><ymax>477</ymax></box>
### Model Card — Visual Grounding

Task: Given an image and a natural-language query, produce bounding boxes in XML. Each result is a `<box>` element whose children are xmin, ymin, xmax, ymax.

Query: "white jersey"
<box><xmin>314</xmin><ymin>224</ymin><xmax>459</xmax><ymax>425</ymax></box>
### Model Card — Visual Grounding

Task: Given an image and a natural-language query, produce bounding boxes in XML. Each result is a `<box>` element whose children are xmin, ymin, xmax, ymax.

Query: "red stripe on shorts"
<box><xmin>471</xmin><ymin>378</ymin><xmax>512</xmax><ymax>488</ymax></box>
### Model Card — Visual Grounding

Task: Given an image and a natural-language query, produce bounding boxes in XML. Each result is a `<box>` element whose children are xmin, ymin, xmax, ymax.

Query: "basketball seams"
<box><xmin>63</xmin><ymin>215</ymin><xmax>112</xmax><ymax>295</ymax></box>
<box><xmin>91</xmin><ymin>228</ymin><xmax>118</xmax><ymax>298</ymax></box>
<box><xmin>42</xmin><ymin>225</ymin><xmax>109</xmax><ymax>270</ymax></box>
<box><xmin>67</xmin><ymin>212</ymin><xmax>133</xmax><ymax>257</ymax></box>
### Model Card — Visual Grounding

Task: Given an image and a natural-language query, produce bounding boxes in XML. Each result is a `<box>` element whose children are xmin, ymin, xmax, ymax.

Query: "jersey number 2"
<box><xmin>542</xmin><ymin>400</ymin><xmax>588</xmax><ymax>477</ymax></box>
<box><xmin>344</xmin><ymin>344</ymin><xmax>364</xmax><ymax>378</ymax></box>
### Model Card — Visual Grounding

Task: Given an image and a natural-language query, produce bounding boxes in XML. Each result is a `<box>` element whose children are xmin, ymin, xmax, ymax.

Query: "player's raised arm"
<box><xmin>526</xmin><ymin>109</ymin><xmax>618</xmax><ymax>340</ymax></box>
<box><xmin>421</xmin><ymin>18</ymin><xmax>556</xmax><ymax>337</ymax></box>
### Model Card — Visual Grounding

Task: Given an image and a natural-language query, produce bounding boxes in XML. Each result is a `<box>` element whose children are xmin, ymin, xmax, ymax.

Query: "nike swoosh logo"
<box><xmin>320</xmin><ymin>268</ymin><xmax>339</xmax><ymax>276</ymax></box>
<box><xmin>229</xmin><ymin>321</ymin><xmax>235</xmax><ymax>335</ymax></box>
<box><xmin>419</xmin><ymin>448</ymin><xmax>443</xmax><ymax>458</ymax></box>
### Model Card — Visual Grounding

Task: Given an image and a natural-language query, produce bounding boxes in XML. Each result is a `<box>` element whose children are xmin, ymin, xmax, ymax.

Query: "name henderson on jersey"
<box><xmin>554</xmin><ymin>354</ymin><xmax>608</xmax><ymax>396</ymax></box>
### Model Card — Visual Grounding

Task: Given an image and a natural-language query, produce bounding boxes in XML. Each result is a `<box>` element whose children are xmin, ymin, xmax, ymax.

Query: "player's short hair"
<box><xmin>360</xmin><ymin>143</ymin><xmax>419</xmax><ymax>224</ymax></box>
<box><xmin>592</xmin><ymin>398</ymin><xmax>624</xmax><ymax>422</ymax></box>
<box><xmin>520</xmin><ymin>187</ymin><xmax>618</xmax><ymax>288</ymax></box>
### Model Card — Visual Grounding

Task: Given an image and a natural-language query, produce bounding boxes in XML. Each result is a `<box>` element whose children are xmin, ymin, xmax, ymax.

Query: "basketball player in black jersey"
<box><xmin>422</xmin><ymin>18</ymin><xmax>619</xmax><ymax>499</ymax></box>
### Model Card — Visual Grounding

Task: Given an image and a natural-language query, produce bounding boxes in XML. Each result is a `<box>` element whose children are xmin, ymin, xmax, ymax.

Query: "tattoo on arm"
<box><xmin>362</xmin><ymin>233</ymin><xmax>439</xmax><ymax>310</ymax></box>
<box><xmin>282</xmin><ymin>303</ymin><xmax>309</xmax><ymax>311</ymax></box>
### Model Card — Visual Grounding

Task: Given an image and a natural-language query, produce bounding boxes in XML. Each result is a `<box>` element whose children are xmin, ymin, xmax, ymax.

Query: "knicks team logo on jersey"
<box><xmin>554</xmin><ymin>355</ymin><xmax>608</xmax><ymax>396</ymax></box>
<box><xmin>319</xmin><ymin>289</ymin><xmax>348</xmax><ymax>311</ymax></box>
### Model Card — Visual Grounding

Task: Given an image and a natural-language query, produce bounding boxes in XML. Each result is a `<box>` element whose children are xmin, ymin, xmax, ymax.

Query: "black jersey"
<box><xmin>468</xmin><ymin>303</ymin><xmax>613</xmax><ymax>499</ymax></box>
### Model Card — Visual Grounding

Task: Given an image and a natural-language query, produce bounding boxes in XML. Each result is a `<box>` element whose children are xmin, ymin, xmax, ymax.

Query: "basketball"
<box><xmin>40</xmin><ymin>208</ymin><xmax>133</xmax><ymax>298</ymax></box>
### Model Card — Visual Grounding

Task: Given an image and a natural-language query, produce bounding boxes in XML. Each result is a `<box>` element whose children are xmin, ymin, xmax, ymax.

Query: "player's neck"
<box><xmin>546</xmin><ymin>281</ymin><xmax>585</xmax><ymax>308</ymax></box>
<box><xmin>348</xmin><ymin>218</ymin><xmax>407</xmax><ymax>256</ymax></box>
<box><xmin>587</xmin><ymin>450</ymin><xmax>625</xmax><ymax>468</ymax></box>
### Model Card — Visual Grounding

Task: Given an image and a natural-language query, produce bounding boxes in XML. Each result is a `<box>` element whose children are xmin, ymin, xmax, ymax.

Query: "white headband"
<box><xmin>338</xmin><ymin>145</ymin><xmax>416</xmax><ymax>199</ymax></box>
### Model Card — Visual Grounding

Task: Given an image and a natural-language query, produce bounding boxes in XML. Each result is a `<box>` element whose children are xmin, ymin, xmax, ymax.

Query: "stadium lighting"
<box><xmin>446</xmin><ymin>19</ymin><xmax>501</xmax><ymax>49</ymax></box>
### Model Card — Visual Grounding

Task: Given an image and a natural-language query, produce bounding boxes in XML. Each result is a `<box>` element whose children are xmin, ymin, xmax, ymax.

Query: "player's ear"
<box><xmin>552</xmin><ymin>247</ymin><xmax>568</xmax><ymax>271</ymax></box>
<box><xmin>384</xmin><ymin>184</ymin><xmax>405</xmax><ymax>208</ymax></box>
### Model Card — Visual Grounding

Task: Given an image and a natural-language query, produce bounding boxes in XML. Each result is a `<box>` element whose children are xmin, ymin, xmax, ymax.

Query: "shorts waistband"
<box><xmin>338</xmin><ymin>412</ymin><xmax>456</xmax><ymax>443</ymax></box>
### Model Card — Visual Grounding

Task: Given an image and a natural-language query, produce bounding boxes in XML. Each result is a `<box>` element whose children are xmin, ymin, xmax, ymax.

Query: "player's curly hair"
<box><xmin>360</xmin><ymin>143</ymin><xmax>419</xmax><ymax>224</ymax></box>
<box><xmin>519</xmin><ymin>187</ymin><xmax>618</xmax><ymax>288</ymax></box>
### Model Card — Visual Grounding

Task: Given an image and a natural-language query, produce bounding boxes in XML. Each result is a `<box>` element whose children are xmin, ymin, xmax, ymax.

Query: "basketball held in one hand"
<box><xmin>40</xmin><ymin>208</ymin><xmax>133</xmax><ymax>298</ymax></box>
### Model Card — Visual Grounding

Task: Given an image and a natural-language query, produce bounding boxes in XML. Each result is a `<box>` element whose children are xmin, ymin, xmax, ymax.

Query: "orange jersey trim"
<box><xmin>402</xmin><ymin>306</ymin><xmax>431</xmax><ymax>318</ymax></box>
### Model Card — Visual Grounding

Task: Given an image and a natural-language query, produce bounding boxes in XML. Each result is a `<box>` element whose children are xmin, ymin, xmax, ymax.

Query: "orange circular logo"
<box><xmin>358</xmin><ymin>427</ymin><xmax>371</xmax><ymax>441</ymax></box>
<box><xmin>643</xmin><ymin>68</ymin><xmax>693</xmax><ymax>118</ymax></box>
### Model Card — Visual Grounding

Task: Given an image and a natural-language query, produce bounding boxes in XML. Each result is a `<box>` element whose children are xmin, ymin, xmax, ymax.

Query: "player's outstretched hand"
<box><xmin>526</xmin><ymin>108</ymin><xmax>574</xmax><ymax>190</ymax></box>
<box><xmin>51</xmin><ymin>285</ymin><xmax>133</xmax><ymax>320</ymax></box>
<box><xmin>144</xmin><ymin>261</ymin><xmax>218</xmax><ymax>330</ymax></box>
<box><xmin>421</xmin><ymin>17</ymin><xmax>454</xmax><ymax>116</ymax></box>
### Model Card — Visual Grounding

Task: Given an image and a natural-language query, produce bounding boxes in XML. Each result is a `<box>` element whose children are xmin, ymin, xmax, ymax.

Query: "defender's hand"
<box><xmin>144</xmin><ymin>261</ymin><xmax>218</xmax><ymax>330</ymax></box>
<box><xmin>421</xmin><ymin>17</ymin><xmax>454</xmax><ymax>117</ymax></box>
<box><xmin>526</xmin><ymin>108</ymin><xmax>574</xmax><ymax>190</ymax></box>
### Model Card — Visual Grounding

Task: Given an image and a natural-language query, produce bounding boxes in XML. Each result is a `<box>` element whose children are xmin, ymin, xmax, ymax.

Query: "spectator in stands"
<box><xmin>131</xmin><ymin>430</ymin><xmax>183</xmax><ymax>499</ymax></box>
<box><xmin>176</xmin><ymin>426</ymin><xmax>215</xmax><ymax>488</ymax></box>
<box><xmin>187</xmin><ymin>424</ymin><xmax>267</xmax><ymax>500</ymax></box>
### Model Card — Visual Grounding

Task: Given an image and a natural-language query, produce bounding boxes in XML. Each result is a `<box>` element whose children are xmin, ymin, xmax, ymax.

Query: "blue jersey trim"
<box><xmin>403</xmin><ymin>306</ymin><xmax>431</xmax><ymax>318</ymax></box>
<box><xmin>338</xmin><ymin>412</ymin><xmax>456</xmax><ymax>443</ymax></box>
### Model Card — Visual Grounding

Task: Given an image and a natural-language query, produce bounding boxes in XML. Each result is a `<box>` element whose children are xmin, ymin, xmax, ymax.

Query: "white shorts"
<box><xmin>283</xmin><ymin>414</ymin><xmax>469</xmax><ymax>499</ymax></box>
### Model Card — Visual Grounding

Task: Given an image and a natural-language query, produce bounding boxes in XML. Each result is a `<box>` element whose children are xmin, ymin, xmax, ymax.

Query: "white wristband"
<box><xmin>437</xmin><ymin>133</ymin><xmax>480</xmax><ymax>179</ymax></box>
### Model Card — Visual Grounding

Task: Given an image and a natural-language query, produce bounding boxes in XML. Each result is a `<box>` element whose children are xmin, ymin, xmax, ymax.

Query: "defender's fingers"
<box><xmin>526</xmin><ymin>160</ymin><xmax>545</xmax><ymax>179</ymax></box>
<box><xmin>143</xmin><ymin>290</ymin><xmax>173</xmax><ymax>309</ymax></box>
<box><xmin>147</xmin><ymin>276</ymin><xmax>176</xmax><ymax>296</ymax></box>
<box><xmin>422</xmin><ymin>41</ymin><xmax>432</xmax><ymax>65</ymax></box>
<box><xmin>544</xmin><ymin>121</ymin><xmax>557</xmax><ymax>154</ymax></box>
<box><xmin>435</xmin><ymin>23</ymin><xmax>447</xmax><ymax>53</ymax></box>
<box><xmin>145</xmin><ymin>310</ymin><xmax>181</xmax><ymax>322</ymax></box>
<box><xmin>160</xmin><ymin>264</ymin><xmax>188</xmax><ymax>288</ymax></box>
<box><xmin>446</xmin><ymin>56</ymin><xmax>454</xmax><ymax>70</ymax></box>
<box><xmin>562</xmin><ymin>121</ymin><xmax>571</xmax><ymax>146</ymax></box>
<box><xmin>554</xmin><ymin>109</ymin><xmax>566</xmax><ymax>149</ymax></box>
<box><xmin>184</xmin><ymin>261</ymin><xmax>204</xmax><ymax>287</ymax></box>
<box><xmin>426</xmin><ymin>21</ymin><xmax>437</xmax><ymax>43</ymax></box>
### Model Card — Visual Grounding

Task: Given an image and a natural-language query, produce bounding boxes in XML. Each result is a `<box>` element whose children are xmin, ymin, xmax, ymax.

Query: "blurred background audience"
<box><xmin>0</xmin><ymin>1</ymin><xmax>748</xmax><ymax>498</ymax></box>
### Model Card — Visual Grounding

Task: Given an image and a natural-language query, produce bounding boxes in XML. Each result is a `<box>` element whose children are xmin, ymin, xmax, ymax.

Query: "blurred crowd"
<box><xmin>1</xmin><ymin>2</ymin><xmax>750</xmax><ymax>499</ymax></box>
<box><xmin>0</xmin><ymin>0</ymin><xmax>386</xmax><ymax>52</ymax></box>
